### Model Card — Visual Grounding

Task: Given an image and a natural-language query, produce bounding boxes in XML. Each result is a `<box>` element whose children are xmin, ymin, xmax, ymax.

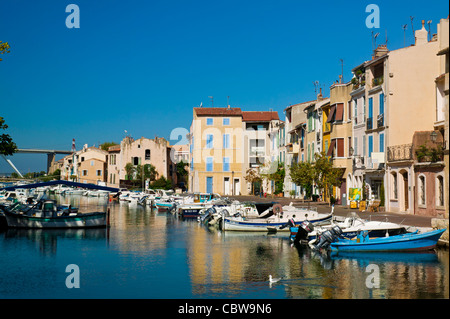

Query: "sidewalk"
<box><xmin>228</xmin><ymin>195</ymin><xmax>435</xmax><ymax>228</ymax></box>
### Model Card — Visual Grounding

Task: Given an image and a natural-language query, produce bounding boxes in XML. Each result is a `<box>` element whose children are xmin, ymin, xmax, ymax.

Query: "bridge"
<box><xmin>0</xmin><ymin>180</ymin><xmax>119</xmax><ymax>192</ymax></box>
<box><xmin>2</xmin><ymin>148</ymin><xmax>73</xmax><ymax>178</ymax></box>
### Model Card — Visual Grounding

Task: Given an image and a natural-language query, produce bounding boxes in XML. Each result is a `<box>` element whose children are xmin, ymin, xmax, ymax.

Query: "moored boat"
<box><xmin>0</xmin><ymin>200</ymin><xmax>107</xmax><ymax>229</ymax></box>
<box><xmin>222</xmin><ymin>204</ymin><xmax>333</xmax><ymax>232</ymax></box>
<box><xmin>289</xmin><ymin>212</ymin><xmax>407</xmax><ymax>242</ymax></box>
<box><xmin>329</xmin><ymin>228</ymin><xmax>446</xmax><ymax>253</ymax></box>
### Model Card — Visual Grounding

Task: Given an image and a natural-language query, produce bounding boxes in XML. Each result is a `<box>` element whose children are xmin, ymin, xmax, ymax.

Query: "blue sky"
<box><xmin>0</xmin><ymin>0</ymin><xmax>448</xmax><ymax>174</ymax></box>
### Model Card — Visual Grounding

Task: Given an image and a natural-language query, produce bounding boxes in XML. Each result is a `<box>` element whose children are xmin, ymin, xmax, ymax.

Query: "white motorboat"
<box><xmin>222</xmin><ymin>204</ymin><xmax>333</xmax><ymax>232</ymax></box>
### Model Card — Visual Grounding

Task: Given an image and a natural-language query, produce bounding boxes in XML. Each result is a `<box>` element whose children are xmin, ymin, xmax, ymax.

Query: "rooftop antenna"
<box><xmin>410</xmin><ymin>16</ymin><xmax>415</xmax><ymax>37</ymax></box>
<box><xmin>426</xmin><ymin>20</ymin><xmax>432</xmax><ymax>41</ymax></box>
<box><xmin>208</xmin><ymin>96</ymin><xmax>214</xmax><ymax>107</ymax></box>
<box><xmin>227</xmin><ymin>96</ymin><xmax>230</xmax><ymax>108</ymax></box>
<box><xmin>313</xmin><ymin>81</ymin><xmax>319</xmax><ymax>95</ymax></box>
<box><xmin>402</xmin><ymin>24</ymin><xmax>408</xmax><ymax>47</ymax></box>
<box><xmin>384</xmin><ymin>29</ymin><xmax>388</xmax><ymax>45</ymax></box>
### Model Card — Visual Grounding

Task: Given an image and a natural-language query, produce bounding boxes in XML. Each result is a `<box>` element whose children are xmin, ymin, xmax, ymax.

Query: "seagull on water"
<box><xmin>269</xmin><ymin>275</ymin><xmax>281</xmax><ymax>283</ymax></box>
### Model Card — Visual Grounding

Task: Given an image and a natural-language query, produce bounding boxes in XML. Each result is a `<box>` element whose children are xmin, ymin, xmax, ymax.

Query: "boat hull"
<box><xmin>330</xmin><ymin>229</ymin><xmax>446</xmax><ymax>252</ymax></box>
<box><xmin>290</xmin><ymin>226</ymin><xmax>406</xmax><ymax>241</ymax></box>
<box><xmin>3</xmin><ymin>211</ymin><xmax>107</xmax><ymax>229</ymax></box>
<box><xmin>223</xmin><ymin>214</ymin><xmax>332</xmax><ymax>232</ymax></box>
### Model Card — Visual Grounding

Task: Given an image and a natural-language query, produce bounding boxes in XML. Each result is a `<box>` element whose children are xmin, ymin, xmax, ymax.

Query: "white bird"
<box><xmin>269</xmin><ymin>275</ymin><xmax>281</xmax><ymax>283</ymax></box>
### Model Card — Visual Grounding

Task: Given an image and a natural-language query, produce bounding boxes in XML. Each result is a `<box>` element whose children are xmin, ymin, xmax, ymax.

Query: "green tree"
<box><xmin>176</xmin><ymin>160</ymin><xmax>188</xmax><ymax>183</ymax></box>
<box><xmin>100</xmin><ymin>142</ymin><xmax>118</xmax><ymax>151</ymax></box>
<box><xmin>289</xmin><ymin>161</ymin><xmax>315</xmax><ymax>199</ymax></box>
<box><xmin>0</xmin><ymin>41</ymin><xmax>10</xmax><ymax>61</ymax></box>
<box><xmin>261</xmin><ymin>161</ymin><xmax>285</xmax><ymax>195</ymax></box>
<box><xmin>125</xmin><ymin>163</ymin><xmax>136</xmax><ymax>181</ymax></box>
<box><xmin>313</xmin><ymin>152</ymin><xmax>342</xmax><ymax>205</ymax></box>
<box><xmin>0</xmin><ymin>117</ymin><xmax>18</xmax><ymax>156</ymax></box>
<box><xmin>151</xmin><ymin>176</ymin><xmax>173</xmax><ymax>190</ymax></box>
<box><xmin>244</xmin><ymin>168</ymin><xmax>261</xmax><ymax>195</ymax></box>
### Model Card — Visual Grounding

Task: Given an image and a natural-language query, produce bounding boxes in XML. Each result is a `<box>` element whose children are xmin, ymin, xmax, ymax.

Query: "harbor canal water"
<box><xmin>0</xmin><ymin>195</ymin><xmax>448</xmax><ymax>299</ymax></box>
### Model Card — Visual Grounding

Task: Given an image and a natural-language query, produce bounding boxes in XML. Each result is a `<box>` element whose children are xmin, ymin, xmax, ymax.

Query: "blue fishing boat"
<box><xmin>330</xmin><ymin>229</ymin><xmax>446</xmax><ymax>253</ymax></box>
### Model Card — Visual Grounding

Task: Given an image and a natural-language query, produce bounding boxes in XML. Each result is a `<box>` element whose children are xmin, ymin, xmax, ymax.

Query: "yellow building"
<box><xmin>328</xmin><ymin>81</ymin><xmax>353</xmax><ymax>204</ymax></box>
<box><xmin>189</xmin><ymin>107</ymin><xmax>245</xmax><ymax>195</ymax></box>
<box><xmin>321</xmin><ymin>103</ymin><xmax>332</xmax><ymax>156</ymax></box>
<box><xmin>189</xmin><ymin>107</ymin><xmax>279</xmax><ymax>195</ymax></box>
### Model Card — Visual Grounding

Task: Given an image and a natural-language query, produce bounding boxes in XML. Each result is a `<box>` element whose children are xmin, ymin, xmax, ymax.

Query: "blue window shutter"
<box><xmin>368</xmin><ymin>136</ymin><xmax>373</xmax><ymax>157</ymax></box>
<box><xmin>223</xmin><ymin>157</ymin><xmax>229</xmax><ymax>172</ymax></box>
<box><xmin>223</xmin><ymin>134</ymin><xmax>230</xmax><ymax>149</ymax></box>
<box><xmin>379</xmin><ymin>133</ymin><xmax>384</xmax><ymax>152</ymax></box>
<box><xmin>369</xmin><ymin>97</ymin><xmax>373</xmax><ymax>118</ymax></box>
<box><xmin>207</xmin><ymin>134</ymin><xmax>213</xmax><ymax>149</ymax></box>
<box><xmin>223</xmin><ymin>118</ymin><xmax>230</xmax><ymax>125</ymax></box>
<box><xmin>379</xmin><ymin>93</ymin><xmax>384</xmax><ymax>115</ymax></box>
<box><xmin>207</xmin><ymin>118</ymin><xmax>213</xmax><ymax>125</ymax></box>
<box><xmin>206</xmin><ymin>157</ymin><xmax>213</xmax><ymax>172</ymax></box>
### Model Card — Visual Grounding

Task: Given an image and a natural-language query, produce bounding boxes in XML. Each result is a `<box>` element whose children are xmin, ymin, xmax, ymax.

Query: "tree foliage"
<box><xmin>244</xmin><ymin>168</ymin><xmax>261</xmax><ymax>195</ymax></box>
<box><xmin>0</xmin><ymin>117</ymin><xmax>18</xmax><ymax>156</ymax></box>
<box><xmin>289</xmin><ymin>152</ymin><xmax>342</xmax><ymax>202</ymax></box>
<box><xmin>99</xmin><ymin>142</ymin><xmax>118</xmax><ymax>151</ymax></box>
<box><xmin>0</xmin><ymin>41</ymin><xmax>10</xmax><ymax>61</ymax></box>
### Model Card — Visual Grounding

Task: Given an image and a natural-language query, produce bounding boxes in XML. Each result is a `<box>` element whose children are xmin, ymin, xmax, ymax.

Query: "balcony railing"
<box><xmin>377</xmin><ymin>114</ymin><xmax>384</xmax><ymax>128</ymax></box>
<box><xmin>366</xmin><ymin>117</ymin><xmax>373</xmax><ymax>130</ymax></box>
<box><xmin>387</xmin><ymin>144</ymin><xmax>413</xmax><ymax>162</ymax></box>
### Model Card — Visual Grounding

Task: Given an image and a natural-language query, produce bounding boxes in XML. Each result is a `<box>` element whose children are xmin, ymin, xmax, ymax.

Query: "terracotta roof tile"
<box><xmin>242</xmin><ymin>111</ymin><xmax>279</xmax><ymax>122</ymax></box>
<box><xmin>194</xmin><ymin>107</ymin><xmax>242</xmax><ymax>116</ymax></box>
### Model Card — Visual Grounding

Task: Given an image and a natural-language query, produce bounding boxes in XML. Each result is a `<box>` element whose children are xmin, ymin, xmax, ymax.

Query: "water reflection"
<box><xmin>0</xmin><ymin>194</ymin><xmax>448</xmax><ymax>299</ymax></box>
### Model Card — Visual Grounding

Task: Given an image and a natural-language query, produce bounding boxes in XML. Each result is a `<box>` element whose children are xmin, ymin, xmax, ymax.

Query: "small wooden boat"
<box><xmin>0</xmin><ymin>200</ymin><xmax>107</xmax><ymax>229</ymax></box>
<box><xmin>330</xmin><ymin>229</ymin><xmax>446</xmax><ymax>253</ymax></box>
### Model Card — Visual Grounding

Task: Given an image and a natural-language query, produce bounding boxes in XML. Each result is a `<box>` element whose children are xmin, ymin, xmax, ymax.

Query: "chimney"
<box><xmin>317</xmin><ymin>87</ymin><xmax>323</xmax><ymax>101</ymax></box>
<box><xmin>415</xmin><ymin>20</ymin><xmax>428</xmax><ymax>45</ymax></box>
<box><xmin>373</xmin><ymin>44</ymin><xmax>389</xmax><ymax>59</ymax></box>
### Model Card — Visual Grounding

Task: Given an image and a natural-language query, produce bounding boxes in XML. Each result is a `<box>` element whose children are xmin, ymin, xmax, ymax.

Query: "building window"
<box><xmin>418</xmin><ymin>175</ymin><xmax>426</xmax><ymax>206</ymax></box>
<box><xmin>437</xmin><ymin>175</ymin><xmax>444</xmax><ymax>207</ymax></box>
<box><xmin>223</xmin><ymin>118</ymin><xmax>230</xmax><ymax>125</ymax></box>
<box><xmin>145</xmin><ymin>149</ymin><xmax>150</xmax><ymax>160</ymax></box>
<box><xmin>391</xmin><ymin>172</ymin><xmax>398</xmax><ymax>199</ymax></box>
<box><xmin>90</xmin><ymin>160</ymin><xmax>94</xmax><ymax>166</ymax></box>
<box><xmin>97</xmin><ymin>170</ymin><xmax>102</xmax><ymax>176</ymax></box>
<box><xmin>133</xmin><ymin>157</ymin><xmax>140</xmax><ymax>165</ymax></box>
<box><xmin>82</xmin><ymin>170</ymin><xmax>88</xmax><ymax>176</ymax></box>
<box><xmin>206</xmin><ymin>157</ymin><xmax>213</xmax><ymax>172</ymax></box>
<box><xmin>206</xmin><ymin>118</ymin><xmax>213</xmax><ymax>126</ymax></box>
<box><xmin>206</xmin><ymin>134</ymin><xmax>213</xmax><ymax>149</ymax></box>
<box><xmin>223</xmin><ymin>134</ymin><xmax>230</xmax><ymax>149</ymax></box>
<box><xmin>223</xmin><ymin>157</ymin><xmax>230</xmax><ymax>172</ymax></box>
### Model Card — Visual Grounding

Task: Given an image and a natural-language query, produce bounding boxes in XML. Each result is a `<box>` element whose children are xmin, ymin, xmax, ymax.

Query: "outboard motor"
<box><xmin>312</xmin><ymin>225</ymin><xmax>343</xmax><ymax>251</ymax></box>
<box><xmin>199</xmin><ymin>207</ymin><xmax>215</xmax><ymax>224</ymax></box>
<box><xmin>293</xmin><ymin>220</ymin><xmax>315</xmax><ymax>244</ymax></box>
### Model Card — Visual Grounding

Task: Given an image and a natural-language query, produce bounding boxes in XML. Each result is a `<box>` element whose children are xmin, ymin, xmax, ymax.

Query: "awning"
<box><xmin>326</xmin><ymin>105</ymin><xmax>336</xmax><ymax>123</ymax></box>
<box><xmin>327</xmin><ymin>139</ymin><xmax>336</xmax><ymax>156</ymax></box>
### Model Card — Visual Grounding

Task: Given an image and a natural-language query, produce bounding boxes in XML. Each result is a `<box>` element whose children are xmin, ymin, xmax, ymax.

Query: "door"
<box><xmin>224</xmin><ymin>177</ymin><xmax>230</xmax><ymax>195</ymax></box>
<box><xmin>206</xmin><ymin>177</ymin><xmax>213</xmax><ymax>193</ymax></box>
<box><xmin>402</xmin><ymin>172</ymin><xmax>409</xmax><ymax>210</ymax></box>
<box><xmin>233</xmin><ymin>178</ymin><xmax>240</xmax><ymax>195</ymax></box>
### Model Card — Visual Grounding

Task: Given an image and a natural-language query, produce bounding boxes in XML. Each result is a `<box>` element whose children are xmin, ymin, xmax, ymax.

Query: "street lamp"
<box><xmin>430</xmin><ymin>130</ymin><xmax>438</xmax><ymax>142</ymax></box>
